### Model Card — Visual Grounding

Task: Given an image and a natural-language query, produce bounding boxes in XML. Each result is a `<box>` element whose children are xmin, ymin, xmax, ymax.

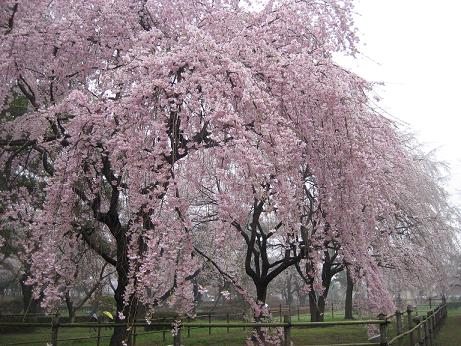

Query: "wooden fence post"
<box><xmin>435</xmin><ymin>306</ymin><xmax>440</xmax><ymax>334</ymax></box>
<box><xmin>331</xmin><ymin>303</ymin><xmax>334</xmax><ymax>319</ymax></box>
<box><xmin>208</xmin><ymin>313</ymin><xmax>211</xmax><ymax>335</ymax></box>
<box><xmin>414</xmin><ymin>316</ymin><xmax>423</xmax><ymax>346</ymax></box>
<box><xmin>187</xmin><ymin>317</ymin><xmax>191</xmax><ymax>337</ymax></box>
<box><xmin>133</xmin><ymin>324</ymin><xmax>137</xmax><ymax>346</ymax></box>
<box><xmin>424</xmin><ymin>316</ymin><xmax>430</xmax><ymax>346</ymax></box>
<box><xmin>378</xmin><ymin>313</ymin><xmax>388</xmax><ymax>346</ymax></box>
<box><xmin>227</xmin><ymin>313</ymin><xmax>230</xmax><ymax>333</ymax></box>
<box><xmin>395</xmin><ymin>310</ymin><xmax>403</xmax><ymax>346</ymax></box>
<box><xmin>435</xmin><ymin>308</ymin><xmax>440</xmax><ymax>334</ymax></box>
<box><xmin>297</xmin><ymin>306</ymin><xmax>300</xmax><ymax>321</ymax></box>
<box><xmin>283</xmin><ymin>314</ymin><xmax>291</xmax><ymax>346</ymax></box>
<box><xmin>96</xmin><ymin>320</ymin><xmax>101</xmax><ymax>346</ymax></box>
<box><xmin>443</xmin><ymin>297</ymin><xmax>447</xmax><ymax>320</ymax></box>
<box><xmin>407</xmin><ymin>305</ymin><xmax>415</xmax><ymax>346</ymax></box>
<box><xmin>50</xmin><ymin>314</ymin><xmax>60</xmax><ymax>346</ymax></box>
<box><xmin>434</xmin><ymin>306</ymin><xmax>439</xmax><ymax>334</ymax></box>
<box><xmin>426</xmin><ymin>311</ymin><xmax>433</xmax><ymax>346</ymax></box>
<box><xmin>279</xmin><ymin>304</ymin><xmax>282</xmax><ymax>322</ymax></box>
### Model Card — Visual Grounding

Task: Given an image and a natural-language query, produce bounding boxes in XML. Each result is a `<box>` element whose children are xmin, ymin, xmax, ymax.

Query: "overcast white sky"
<box><xmin>336</xmin><ymin>0</ymin><xmax>461</xmax><ymax>206</ymax></box>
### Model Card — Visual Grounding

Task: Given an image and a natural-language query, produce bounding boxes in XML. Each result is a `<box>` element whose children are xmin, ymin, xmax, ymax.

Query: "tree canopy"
<box><xmin>1</xmin><ymin>1</ymin><xmax>457</xmax><ymax>345</ymax></box>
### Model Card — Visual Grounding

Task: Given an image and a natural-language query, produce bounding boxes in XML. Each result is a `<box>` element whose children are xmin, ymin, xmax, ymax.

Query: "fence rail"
<box><xmin>0</xmin><ymin>300</ymin><xmax>449</xmax><ymax>346</ymax></box>
<box><xmin>385</xmin><ymin>300</ymin><xmax>448</xmax><ymax>346</ymax></box>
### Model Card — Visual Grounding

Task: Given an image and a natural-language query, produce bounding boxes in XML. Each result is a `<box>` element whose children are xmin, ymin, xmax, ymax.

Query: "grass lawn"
<box><xmin>434</xmin><ymin>306</ymin><xmax>461</xmax><ymax>346</ymax></box>
<box><xmin>1</xmin><ymin>307</ymin><xmax>456</xmax><ymax>346</ymax></box>
<box><xmin>0</xmin><ymin>312</ymin><xmax>377</xmax><ymax>346</ymax></box>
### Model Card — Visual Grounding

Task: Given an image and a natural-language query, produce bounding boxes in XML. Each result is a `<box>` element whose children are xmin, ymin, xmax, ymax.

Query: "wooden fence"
<box><xmin>385</xmin><ymin>301</ymin><xmax>448</xmax><ymax>346</ymax></box>
<box><xmin>0</xmin><ymin>300</ymin><xmax>448</xmax><ymax>346</ymax></box>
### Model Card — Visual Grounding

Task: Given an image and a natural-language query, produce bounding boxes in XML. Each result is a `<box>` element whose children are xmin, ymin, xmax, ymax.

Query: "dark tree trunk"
<box><xmin>110</xmin><ymin>231</ymin><xmax>135</xmax><ymax>346</ymax></box>
<box><xmin>309</xmin><ymin>291</ymin><xmax>329</xmax><ymax>322</ymax></box>
<box><xmin>68</xmin><ymin>308</ymin><xmax>76</xmax><ymax>323</ymax></box>
<box><xmin>192</xmin><ymin>279</ymin><xmax>202</xmax><ymax>303</ymax></box>
<box><xmin>317</xmin><ymin>295</ymin><xmax>326</xmax><ymax>322</ymax></box>
<box><xmin>110</xmin><ymin>270</ymin><xmax>133</xmax><ymax>346</ymax></box>
<box><xmin>20</xmin><ymin>273</ymin><xmax>42</xmax><ymax>314</ymax></box>
<box><xmin>110</xmin><ymin>298</ymin><xmax>131</xmax><ymax>346</ymax></box>
<box><xmin>308</xmin><ymin>272</ymin><xmax>334</xmax><ymax>322</ymax></box>
<box><xmin>256</xmin><ymin>283</ymin><xmax>267</xmax><ymax>304</ymax></box>
<box><xmin>345</xmin><ymin>268</ymin><xmax>354</xmax><ymax>320</ymax></box>
<box><xmin>309</xmin><ymin>291</ymin><xmax>321</xmax><ymax>322</ymax></box>
<box><xmin>65</xmin><ymin>294</ymin><xmax>76</xmax><ymax>323</ymax></box>
<box><xmin>234</xmin><ymin>202</ymin><xmax>301</xmax><ymax>345</ymax></box>
<box><xmin>250</xmin><ymin>281</ymin><xmax>270</xmax><ymax>344</ymax></box>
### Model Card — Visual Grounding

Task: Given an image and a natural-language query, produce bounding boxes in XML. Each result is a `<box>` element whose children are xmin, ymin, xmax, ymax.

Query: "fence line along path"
<box><xmin>0</xmin><ymin>299</ymin><xmax>449</xmax><ymax>346</ymax></box>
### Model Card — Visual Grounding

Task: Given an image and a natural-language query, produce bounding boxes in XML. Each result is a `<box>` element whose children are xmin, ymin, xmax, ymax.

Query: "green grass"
<box><xmin>1</xmin><ymin>307</ymin><xmax>456</xmax><ymax>346</ymax></box>
<box><xmin>434</xmin><ymin>306</ymin><xmax>461</xmax><ymax>346</ymax></box>
<box><xmin>132</xmin><ymin>324</ymin><xmax>372</xmax><ymax>346</ymax></box>
<box><xmin>0</xmin><ymin>313</ymin><xmax>376</xmax><ymax>346</ymax></box>
<box><xmin>0</xmin><ymin>326</ymin><xmax>114</xmax><ymax>346</ymax></box>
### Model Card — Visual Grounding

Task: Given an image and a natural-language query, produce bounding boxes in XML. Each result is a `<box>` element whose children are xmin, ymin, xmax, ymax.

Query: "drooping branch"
<box><xmin>0</xmin><ymin>139</ymin><xmax>55</xmax><ymax>176</ymax></box>
<box><xmin>194</xmin><ymin>246</ymin><xmax>249</xmax><ymax>295</ymax></box>
<box><xmin>78</xmin><ymin>227</ymin><xmax>117</xmax><ymax>267</ymax></box>
<box><xmin>17</xmin><ymin>76</ymin><xmax>39</xmax><ymax>110</ymax></box>
<box><xmin>75</xmin><ymin>263</ymin><xmax>114</xmax><ymax>311</ymax></box>
<box><xmin>4</xmin><ymin>2</ymin><xmax>18</xmax><ymax>34</ymax></box>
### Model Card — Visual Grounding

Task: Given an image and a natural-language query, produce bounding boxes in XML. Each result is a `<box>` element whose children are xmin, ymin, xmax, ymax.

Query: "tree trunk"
<box><xmin>317</xmin><ymin>295</ymin><xmax>326</xmax><ymax>322</ymax></box>
<box><xmin>110</xmin><ymin>272</ymin><xmax>133</xmax><ymax>345</ymax></box>
<box><xmin>309</xmin><ymin>291</ymin><xmax>321</xmax><ymax>322</ymax></box>
<box><xmin>69</xmin><ymin>308</ymin><xmax>76</xmax><ymax>323</ymax></box>
<box><xmin>192</xmin><ymin>278</ymin><xmax>202</xmax><ymax>303</ymax></box>
<box><xmin>256</xmin><ymin>283</ymin><xmax>267</xmax><ymax>304</ymax></box>
<box><xmin>345</xmin><ymin>268</ymin><xmax>354</xmax><ymax>320</ymax></box>
<box><xmin>65</xmin><ymin>294</ymin><xmax>76</xmax><ymax>323</ymax></box>
<box><xmin>309</xmin><ymin>292</ymin><xmax>329</xmax><ymax>322</ymax></box>
<box><xmin>308</xmin><ymin>273</ymin><xmax>334</xmax><ymax>322</ymax></box>
<box><xmin>109</xmin><ymin>232</ymin><xmax>135</xmax><ymax>346</ymax></box>
<box><xmin>254</xmin><ymin>282</ymin><xmax>269</xmax><ymax>322</ymax></box>
<box><xmin>250</xmin><ymin>282</ymin><xmax>271</xmax><ymax>345</ymax></box>
<box><xmin>20</xmin><ymin>273</ymin><xmax>41</xmax><ymax>315</ymax></box>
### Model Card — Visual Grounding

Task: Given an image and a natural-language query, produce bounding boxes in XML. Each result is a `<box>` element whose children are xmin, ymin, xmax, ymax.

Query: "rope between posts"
<box><xmin>1</xmin><ymin>302</ymin><xmax>448</xmax><ymax>346</ymax></box>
